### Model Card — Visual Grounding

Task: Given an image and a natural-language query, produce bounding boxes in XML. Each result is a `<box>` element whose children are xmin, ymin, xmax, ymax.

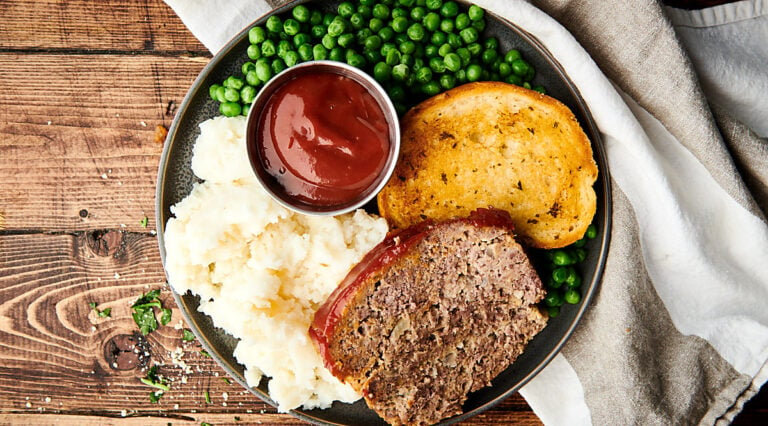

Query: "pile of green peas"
<box><xmin>209</xmin><ymin>0</ymin><xmax>543</xmax><ymax>117</ymax></box>
<box><xmin>539</xmin><ymin>223</ymin><xmax>598</xmax><ymax>318</ymax></box>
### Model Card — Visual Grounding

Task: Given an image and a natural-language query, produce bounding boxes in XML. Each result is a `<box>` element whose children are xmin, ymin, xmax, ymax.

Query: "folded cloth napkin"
<box><xmin>163</xmin><ymin>0</ymin><xmax>768</xmax><ymax>424</ymax></box>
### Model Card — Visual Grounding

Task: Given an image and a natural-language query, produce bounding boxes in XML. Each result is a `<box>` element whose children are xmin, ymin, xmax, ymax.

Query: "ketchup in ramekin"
<box><xmin>246</xmin><ymin>61</ymin><xmax>400</xmax><ymax>215</ymax></box>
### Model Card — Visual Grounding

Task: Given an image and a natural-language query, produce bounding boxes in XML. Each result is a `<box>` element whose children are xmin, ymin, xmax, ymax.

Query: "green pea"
<box><xmin>443</xmin><ymin>52</ymin><xmax>461</xmax><ymax>72</ymax></box>
<box><xmin>224</xmin><ymin>76</ymin><xmax>243</xmax><ymax>89</ymax></box>
<box><xmin>338</xmin><ymin>33</ymin><xmax>355</xmax><ymax>48</ymax></box>
<box><xmin>223</xmin><ymin>87</ymin><xmax>239</xmax><ymax>102</ymax></box>
<box><xmin>328</xmin><ymin>17</ymin><xmax>346</xmax><ymax>37</ymax></box>
<box><xmin>440</xmin><ymin>1</ymin><xmax>459</xmax><ymax>18</ymax></box>
<box><xmin>399</xmin><ymin>40</ymin><xmax>416</xmax><ymax>55</ymax></box>
<box><xmin>429</xmin><ymin>30</ymin><xmax>445</xmax><ymax>46</ymax></box>
<box><xmin>373</xmin><ymin>61</ymin><xmax>392</xmax><ymax>82</ymax></box>
<box><xmin>551</xmin><ymin>250</ymin><xmax>574</xmax><ymax>266</ymax></box>
<box><xmin>386</xmin><ymin>48</ymin><xmax>402</xmax><ymax>65</ymax></box>
<box><xmin>484</xmin><ymin>37</ymin><xmax>499</xmax><ymax>51</ymax></box>
<box><xmin>586</xmin><ymin>224</ymin><xmax>598</xmax><ymax>239</ymax></box>
<box><xmin>349</xmin><ymin>13</ymin><xmax>366</xmax><ymax>30</ymax></box>
<box><xmin>310</xmin><ymin>10</ymin><xmax>323</xmax><ymax>26</ymax></box>
<box><xmin>410</xmin><ymin>6</ymin><xmax>426</xmax><ymax>21</ymax></box>
<box><xmin>392</xmin><ymin>63</ymin><xmax>409</xmax><ymax>81</ymax></box>
<box><xmin>261</xmin><ymin>39</ymin><xmax>276</xmax><ymax>57</ymax></box>
<box><xmin>360</xmin><ymin>0</ymin><xmax>376</xmax><ymax>5</ymax></box>
<box><xmin>572</xmin><ymin>248</ymin><xmax>587</xmax><ymax>263</ymax></box>
<box><xmin>297</xmin><ymin>43</ymin><xmax>313</xmax><ymax>61</ymax></box>
<box><xmin>283</xmin><ymin>18</ymin><xmax>300</xmax><ymax>36</ymax></box>
<box><xmin>547</xmin><ymin>276</ymin><xmax>563</xmax><ymax>290</ymax></box>
<box><xmin>468</xmin><ymin>4</ymin><xmax>484</xmax><ymax>21</ymax></box>
<box><xmin>422</xmin><ymin>80</ymin><xmax>441</xmax><ymax>96</ymax></box>
<box><xmin>466</xmin><ymin>63</ymin><xmax>482</xmax><ymax>82</ymax></box>
<box><xmin>438</xmin><ymin>43</ymin><xmax>452</xmax><ymax>57</ymax></box>
<box><xmin>284</xmin><ymin>50</ymin><xmax>299</xmax><ymax>67</ymax></box>
<box><xmin>365</xmin><ymin>35</ymin><xmax>382</xmax><ymax>51</ymax></box>
<box><xmin>265</xmin><ymin>15</ymin><xmax>282</xmax><ymax>33</ymax></box>
<box><xmin>511</xmin><ymin>58</ymin><xmax>531</xmax><ymax>76</ymax></box>
<box><xmin>391</xmin><ymin>16</ymin><xmax>409</xmax><ymax>33</ymax></box>
<box><xmin>379</xmin><ymin>26</ymin><xmax>395</xmax><ymax>41</ymax></box>
<box><xmin>482</xmin><ymin>48</ymin><xmax>498</xmax><ymax>64</ymax></box>
<box><xmin>423</xmin><ymin>12</ymin><xmax>440</xmax><ymax>32</ymax></box>
<box><xmin>547</xmin><ymin>306</ymin><xmax>560</xmax><ymax>318</ymax></box>
<box><xmin>356</xmin><ymin>28</ymin><xmax>373</xmax><ymax>44</ymax></box>
<box><xmin>564</xmin><ymin>289</ymin><xmax>581</xmax><ymax>305</ymax></box>
<box><xmin>466</xmin><ymin>42</ymin><xmax>482</xmax><ymax>57</ymax></box>
<box><xmin>454</xmin><ymin>69</ymin><xmax>466</xmax><ymax>83</ymax></box>
<box><xmin>347</xmin><ymin>52</ymin><xmax>366</xmax><ymax>67</ymax></box>
<box><xmin>208</xmin><ymin>83</ymin><xmax>221</xmax><ymax>100</ymax></box>
<box><xmin>398</xmin><ymin>0</ymin><xmax>416</xmax><ymax>7</ymax></box>
<box><xmin>293</xmin><ymin>32</ymin><xmax>311</xmax><ymax>47</ymax></box>
<box><xmin>247</xmin><ymin>44</ymin><xmax>262</xmax><ymax>60</ymax></box>
<box><xmin>312</xmin><ymin>44</ymin><xmax>328</xmax><ymax>60</ymax></box>
<box><xmin>369</xmin><ymin>17</ymin><xmax>385</xmax><ymax>32</ymax></box>
<box><xmin>248</xmin><ymin>26</ymin><xmax>266</xmax><ymax>44</ymax></box>
<box><xmin>459</xmin><ymin>27</ymin><xmax>478</xmax><ymax>44</ymax></box>
<box><xmin>320</xmin><ymin>34</ymin><xmax>336</xmax><ymax>50</ymax></box>
<box><xmin>392</xmin><ymin>7</ymin><xmax>408</xmax><ymax>19</ymax></box>
<box><xmin>276</xmin><ymin>40</ymin><xmax>293</xmax><ymax>58</ymax></box>
<box><xmin>498</xmin><ymin>62</ymin><xmax>512</xmax><ymax>77</ymax></box>
<box><xmin>242</xmin><ymin>104</ymin><xmax>250</xmax><ymax>116</ymax></box>
<box><xmin>407</xmin><ymin>23</ymin><xmax>426</xmax><ymax>41</ymax></box>
<box><xmin>271</xmin><ymin>58</ymin><xmax>286</xmax><ymax>74</ymax></box>
<box><xmin>220</xmin><ymin>102</ymin><xmax>242</xmax><ymax>117</ymax></box>
<box><xmin>505</xmin><ymin>73</ymin><xmax>523</xmax><ymax>86</ymax></box>
<box><xmin>240</xmin><ymin>85</ymin><xmax>257</xmax><ymax>104</ymax></box>
<box><xmin>439</xmin><ymin>73</ymin><xmax>456</xmax><ymax>89</ymax></box>
<box><xmin>364</xmin><ymin>49</ymin><xmax>383</xmax><ymax>64</ymax></box>
<box><xmin>388</xmin><ymin>84</ymin><xmax>406</xmax><ymax>102</ymax></box>
<box><xmin>214</xmin><ymin>85</ymin><xmax>227</xmax><ymax>103</ymax></box>
<box><xmin>357</xmin><ymin>4</ymin><xmax>372</xmax><ymax>18</ymax></box>
<box><xmin>329</xmin><ymin>47</ymin><xmax>345</xmax><ymax>62</ymax></box>
<box><xmin>454</xmin><ymin>12</ymin><xmax>470</xmax><ymax>30</ymax></box>
<box><xmin>566</xmin><ymin>273</ymin><xmax>582</xmax><ymax>289</ymax></box>
<box><xmin>472</xmin><ymin>18</ymin><xmax>486</xmax><ymax>32</ymax></box>
<box><xmin>525</xmin><ymin>66</ymin><xmax>536</xmax><ymax>82</ymax></box>
<box><xmin>446</xmin><ymin>32</ymin><xmax>462</xmax><ymax>49</ymax></box>
<box><xmin>245</xmin><ymin>70</ymin><xmax>260</xmax><ymax>86</ymax></box>
<box><xmin>455</xmin><ymin>47</ymin><xmax>470</xmax><ymax>65</ymax></box>
<box><xmin>415</xmin><ymin>66</ymin><xmax>432</xmax><ymax>84</ymax></box>
<box><xmin>400</xmin><ymin>53</ymin><xmax>414</xmax><ymax>66</ymax></box>
<box><xmin>254</xmin><ymin>60</ymin><xmax>272</xmax><ymax>83</ymax></box>
<box><xmin>440</xmin><ymin>18</ymin><xmax>455</xmax><ymax>33</ymax></box>
<box><xmin>310</xmin><ymin>24</ymin><xmax>326</xmax><ymax>38</ymax></box>
<box><xmin>428</xmin><ymin>56</ymin><xmax>446</xmax><ymax>73</ymax></box>
<box><xmin>504</xmin><ymin>49</ymin><xmax>522</xmax><ymax>64</ymax></box>
<box><xmin>424</xmin><ymin>44</ymin><xmax>438</xmax><ymax>58</ymax></box>
<box><xmin>426</xmin><ymin>0</ymin><xmax>443</xmax><ymax>11</ymax></box>
<box><xmin>552</xmin><ymin>267</ymin><xmax>569</xmax><ymax>284</ymax></box>
<box><xmin>338</xmin><ymin>1</ymin><xmax>355</xmax><ymax>18</ymax></box>
<box><xmin>373</xmin><ymin>3</ymin><xmax>390</xmax><ymax>19</ymax></box>
<box><xmin>544</xmin><ymin>291</ymin><xmax>564</xmax><ymax>307</ymax></box>
<box><xmin>573</xmin><ymin>238</ymin><xmax>587</xmax><ymax>248</ymax></box>
<box><xmin>291</xmin><ymin>4</ymin><xmax>310</xmax><ymax>23</ymax></box>
<box><xmin>241</xmin><ymin>61</ymin><xmax>256</xmax><ymax>76</ymax></box>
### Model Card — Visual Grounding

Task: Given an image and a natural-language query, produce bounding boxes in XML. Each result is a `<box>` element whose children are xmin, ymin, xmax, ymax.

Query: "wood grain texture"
<box><xmin>0</xmin><ymin>53</ymin><xmax>208</xmax><ymax>232</ymax></box>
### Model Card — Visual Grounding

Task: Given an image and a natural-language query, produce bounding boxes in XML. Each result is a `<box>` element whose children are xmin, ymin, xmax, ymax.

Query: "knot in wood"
<box><xmin>104</xmin><ymin>333</ymin><xmax>150</xmax><ymax>371</ymax></box>
<box><xmin>86</xmin><ymin>229</ymin><xmax>124</xmax><ymax>257</ymax></box>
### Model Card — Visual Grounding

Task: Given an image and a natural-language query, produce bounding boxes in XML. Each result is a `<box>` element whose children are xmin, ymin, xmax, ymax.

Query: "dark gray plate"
<box><xmin>156</xmin><ymin>1</ymin><xmax>612</xmax><ymax>424</ymax></box>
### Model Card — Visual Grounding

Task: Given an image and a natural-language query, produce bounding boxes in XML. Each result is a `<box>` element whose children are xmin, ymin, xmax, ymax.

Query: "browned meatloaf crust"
<box><xmin>310</xmin><ymin>208</ymin><xmax>548</xmax><ymax>425</ymax></box>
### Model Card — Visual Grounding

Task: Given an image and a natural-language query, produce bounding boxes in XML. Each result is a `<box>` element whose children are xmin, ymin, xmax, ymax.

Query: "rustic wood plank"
<box><xmin>0</xmin><ymin>0</ymin><xmax>207</xmax><ymax>53</ymax></box>
<box><xmin>0</xmin><ymin>53</ymin><xmax>208</xmax><ymax>232</ymax></box>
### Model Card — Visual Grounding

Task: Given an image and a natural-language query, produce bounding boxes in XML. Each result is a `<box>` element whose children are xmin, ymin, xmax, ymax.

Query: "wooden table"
<box><xmin>0</xmin><ymin>0</ymin><xmax>765</xmax><ymax>424</ymax></box>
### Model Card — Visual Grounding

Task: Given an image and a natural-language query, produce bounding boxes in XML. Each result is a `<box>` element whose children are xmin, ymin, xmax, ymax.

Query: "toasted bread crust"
<box><xmin>377</xmin><ymin>81</ymin><xmax>598</xmax><ymax>249</ymax></box>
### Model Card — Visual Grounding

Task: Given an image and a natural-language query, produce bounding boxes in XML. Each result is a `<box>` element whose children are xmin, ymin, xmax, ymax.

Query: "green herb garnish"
<box><xmin>182</xmin><ymin>329</ymin><xmax>196</xmax><ymax>342</ymax></box>
<box><xmin>89</xmin><ymin>302</ymin><xmax>111</xmax><ymax>318</ymax></box>
<box><xmin>204</xmin><ymin>390</ymin><xmax>211</xmax><ymax>404</ymax></box>
<box><xmin>131</xmin><ymin>289</ymin><xmax>170</xmax><ymax>335</ymax></box>
<box><xmin>140</xmin><ymin>216</ymin><xmax>149</xmax><ymax>227</ymax></box>
<box><xmin>141</xmin><ymin>365</ymin><xmax>169</xmax><ymax>403</ymax></box>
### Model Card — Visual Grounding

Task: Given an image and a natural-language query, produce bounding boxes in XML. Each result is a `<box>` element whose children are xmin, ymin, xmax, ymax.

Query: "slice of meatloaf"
<box><xmin>309</xmin><ymin>208</ymin><xmax>548</xmax><ymax>426</ymax></box>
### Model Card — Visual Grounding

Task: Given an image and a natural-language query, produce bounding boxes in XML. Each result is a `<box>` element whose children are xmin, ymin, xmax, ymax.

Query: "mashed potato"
<box><xmin>164</xmin><ymin>116</ymin><xmax>388</xmax><ymax>411</ymax></box>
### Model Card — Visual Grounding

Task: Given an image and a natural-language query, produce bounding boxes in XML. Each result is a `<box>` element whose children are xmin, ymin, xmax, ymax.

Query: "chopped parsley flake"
<box><xmin>182</xmin><ymin>329</ymin><xmax>196</xmax><ymax>342</ymax></box>
<box><xmin>141</xmin><ymin>365</ymin><xmax>169</xmax><ymax>403</ymax></box>
<box><xmin>140</xmin><ymin>216</ymin><xmax>149</xmax><ymax>227</ymax></box>
<box><xmin>89</xmin><ymin>302</ymin><xmax>111</xmax><ymax>318</ymax></box>
<box><xmin>131</xmin><ymin>289</ymin><xmax>171</xmax><ymax>335</ymax></box>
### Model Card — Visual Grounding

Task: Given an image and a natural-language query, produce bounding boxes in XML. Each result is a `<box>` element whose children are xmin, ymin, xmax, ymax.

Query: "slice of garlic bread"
<box><xmin>377</xmin><ymin>81</ymin><xmax>598</xmax><ymax>249</ymax></box>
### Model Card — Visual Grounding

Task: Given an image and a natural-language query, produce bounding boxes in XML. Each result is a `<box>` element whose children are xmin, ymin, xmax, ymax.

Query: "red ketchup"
<box><xmin>256</xmin><ymin>71</ymin><xmax>390</xmax><ymax>206</ymax></box>
<box><xmin>309</xmin><ymin>208</ymin><xmax>516</xmax><ymax>377</ymax></box>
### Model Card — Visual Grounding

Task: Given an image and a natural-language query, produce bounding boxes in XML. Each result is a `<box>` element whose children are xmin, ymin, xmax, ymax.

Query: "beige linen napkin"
<box><xmin>163</xmin><ymin>0</ymin><xmax>768</xmax><ymax>423</ymax></box>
